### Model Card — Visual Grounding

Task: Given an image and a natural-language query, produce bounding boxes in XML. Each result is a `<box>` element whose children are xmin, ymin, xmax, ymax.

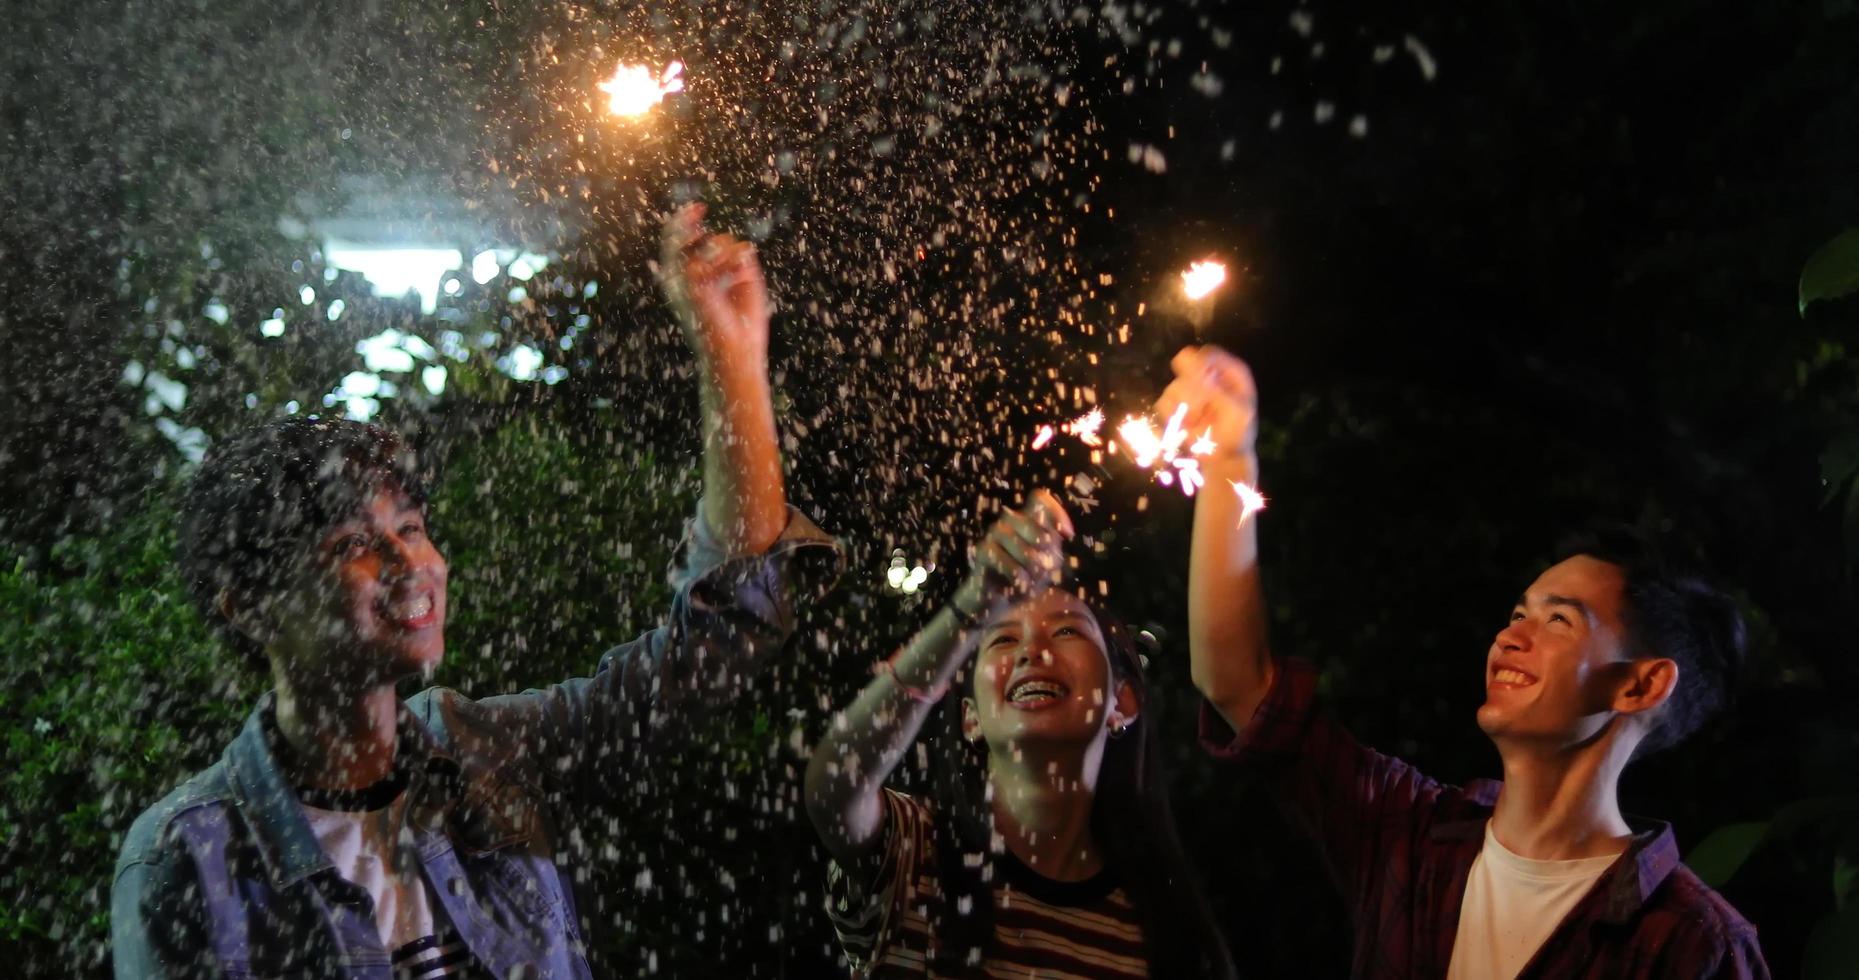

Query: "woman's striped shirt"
<box><xmin>826</xmin><ymin>789</ymin><xmax>1149</xmax><ymax>978</ymax></box>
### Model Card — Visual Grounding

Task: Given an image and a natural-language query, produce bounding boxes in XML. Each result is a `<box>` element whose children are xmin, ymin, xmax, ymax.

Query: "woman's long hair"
<box><xmin>925</xmin><ymin>598</ymin><xmax>1237</xmax><ymax>978</ymax></box>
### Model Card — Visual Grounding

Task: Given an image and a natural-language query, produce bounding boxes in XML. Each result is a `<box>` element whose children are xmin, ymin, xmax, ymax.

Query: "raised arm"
<box><xmin>804</xmin><ymin>491</ymin><xmax>1072</xmax><ymax>862</ymax></box>
<box><xmin>1157</xmin><ymin>345</ymin><xmax>1273</xmax><ymax>730</ymax></box>
<box><xmin>426</xmin><ymin>206</ymin><xmax>839</xmax><ymax>799</ymax></box>
<box><xmin>660</xmin><ymin>202</ymin><xmax>786</xmax><ymax>554</ymax></box>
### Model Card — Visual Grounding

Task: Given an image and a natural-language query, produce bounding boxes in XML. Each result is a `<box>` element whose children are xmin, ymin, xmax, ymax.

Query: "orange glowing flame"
<box><xmin>1181</xmin><ymin>260</ymin><xmax>1227</xmax><ymax>301</ymax></box>
<box><xmin>599</xmin><ymin>61</ymin><xmax>685</xmax><ymax>118</ymax></box>
<box><xmin>1031</xmin><ymin>424</ymin><xmax>1056</xmax><ymax>450</ymax></box>
<box><xmin>1230</xmin><ymin>479</ymin><xmax>1268</xmax><ymax>524</ymax></box>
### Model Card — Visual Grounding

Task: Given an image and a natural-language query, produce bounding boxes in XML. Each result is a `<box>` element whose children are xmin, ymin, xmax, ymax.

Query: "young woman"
<box><xmin>805</xmin><ymin>490</ymin><xmax>1235</xmax><ymax>978</ymax></box>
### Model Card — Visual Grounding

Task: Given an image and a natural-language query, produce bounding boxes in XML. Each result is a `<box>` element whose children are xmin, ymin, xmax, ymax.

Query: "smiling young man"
<box><xmin>1161</xmin><ymin>344</ymin><xmax>1768</xmax><ymax>979</ymax></box>
<box><xmin>110</xmin><ymin>205</ymin><xmax>840</xmax><ymax>980</ymax></box>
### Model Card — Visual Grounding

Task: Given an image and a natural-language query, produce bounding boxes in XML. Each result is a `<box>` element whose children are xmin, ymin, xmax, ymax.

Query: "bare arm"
<box><xmin>805</xmin><ymin>492</ymin><xmax>1072</xmax><ymax>862</ymax></box>
<box><xmin>1158</xmin><ymin>346</ymin><xmax>1274</xmax><ymax>730</ymax></box>
<box><xmin>661</xmin><ymin>203</ymin><xmax>786</xmax><ymax>554</ymax></box>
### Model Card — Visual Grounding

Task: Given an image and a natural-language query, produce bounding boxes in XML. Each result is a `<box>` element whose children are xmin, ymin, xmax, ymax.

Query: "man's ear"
<box><xmin>1614</xmin><ymin>657</ymin><xmax>1678</xmax><ymax>718</ymax></box>
<box><xmin>1108</xmin><ymin>679</ymin><xmax>1142</xmax><ymax>731</ymax></box>
<box><xmin>961</xmin><ymin>697</ymin><xmax>982</xmax><ymax>743</ymax></box>
<box><xmin>216</xmin><ymin>588</ymin><xmax>276</xmax><ymax>647</ymax></box>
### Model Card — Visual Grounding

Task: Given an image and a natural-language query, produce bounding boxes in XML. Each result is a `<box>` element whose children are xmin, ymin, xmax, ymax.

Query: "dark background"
<box><xmin>3</xmin><ymin>0</ymin><xmax>1857</xmax><ymax>976</ymax></box>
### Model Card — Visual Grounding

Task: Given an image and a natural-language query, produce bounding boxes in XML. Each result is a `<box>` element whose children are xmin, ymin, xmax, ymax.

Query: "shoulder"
<box><xmin>115</xmin><ymin>760</ymin><xmax>234</xmax><ymax>878</ymax></box>
<box><xmin>1641</xmin><ymin>865</ymin><xmax>1765</xmax><ymax>969</ymax></box>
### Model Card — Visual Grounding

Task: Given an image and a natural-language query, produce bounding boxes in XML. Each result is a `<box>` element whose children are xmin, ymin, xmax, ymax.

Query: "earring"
<box><xmin>1109</xmin><ymin>721</ymin><xmax>1131</xmax><ymax>740</ymax></box>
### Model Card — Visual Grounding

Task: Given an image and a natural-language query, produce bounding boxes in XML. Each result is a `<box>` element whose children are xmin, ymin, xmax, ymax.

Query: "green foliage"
<box><xmin>0</xmin><ymin>412</ymin><xmax>774</xmax><ymax>977</ymax></box>
<box><xmin>0</xmin><ymin>490</ymin><xmax>253</xmax><ymax>969</ymax></box>
<box><xmin>1687</xmin><ymin>821</ymin><xmax>1772</xmax><ymax>888</ymax></box>
<box><xmin>1800</xmin><ymin>229</ymin><xmax>1859</xmax><ymax>315</ymax></box>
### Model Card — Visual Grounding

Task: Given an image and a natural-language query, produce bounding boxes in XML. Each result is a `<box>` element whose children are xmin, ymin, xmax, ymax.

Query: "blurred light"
<box><xmin>202</xmin><ymin>300</ymin><xmax>230</xmax><ymax>325</ymax></box>
<box><xmin>326</xmin><ymin>298</ymin><xmax>347</xmax><ymax>321</ymax></box>
<box><xmin>421</xmin><ymin>365</ymin><xmax>448</xmax><ymax>395</ymax></box>
<box><xmin>471</xmin><ymin>249</ymin><xmax>502</xmax><ymax>285</ymax></box>
<box><xmin>337</xmin><ymin>371</ymin><xmax>381</xmax><ymax>398</ymax></box>
<box><xmin>500</xmin><ymin>344</ymin><xmax>543</xmax><ymax>381</ymax></box>
<box><xmin>1181</xmin><ymin>260</ymin><xmax>1227</xmax><ymax>300</ymax></box>
<box><xmin>599</xmin><ymin>61</ymin><xmax>684</xmax><ymax>118</ymax></box>
<box><xmin>884</xmin><ymin>550</ymin><xmax>933</xmax><ymax>594</ymax></box>
<box><xmin>299</xmin><ymin>285</ymin><xmax>316</xmax><ymax>305</ymax></box>
<box><xmin>356</xmin><ymin>330</ymin><xmax>416</xmax><ymax>373</ymax></box>
<box><xmin>402</xmin><ymin>335</ymin><xmax>438</xmax><ymax>360</ymax></box>
<box><xmin>260</xmin><ymin>317</ymin><xmax>286</xmax><ymax>337</ymax></box>
<box><xmin>323</xmin><ymin>240</ymin><xmax>464</xmax><ymax>314</ymax></box>
<box><xmin>506</xmin><ymin>253</ymin><xmax>549</xmax><ymax>281</ymax></box>
<box><xmin>155</xmin><ymin>418</ymin><xmax>208</xmax><ymax>464</ymax></box>
<box><xmin>507</xmin><ymin>286</ymin><xmax>529</xmax><ymax>304</ymax></box>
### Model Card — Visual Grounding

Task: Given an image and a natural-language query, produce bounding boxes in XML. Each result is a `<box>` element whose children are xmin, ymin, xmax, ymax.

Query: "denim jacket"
<box><xmin>111</xmin><ymin>505</ymin><xmax>839</xmax><ymax>980</ymax></box>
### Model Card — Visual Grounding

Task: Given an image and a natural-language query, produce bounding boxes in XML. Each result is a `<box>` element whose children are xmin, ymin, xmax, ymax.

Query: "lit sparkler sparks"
<box><xmin>1034</xmin><ymin>403</ymin><xmax>1219</xmax><ymax>497</ymax></box>
<box><xmin>1067</xmin><ymin>407</ymin><xmax>1104</xmax><ymax>446</ymax></box>
<box><xmin>1181</xmin><ymin>260</ymin><xmax>1227</xmax><ymax>300</ymax></box>
<box><xmin>598</xmin><ymin>61</ymin><xmax>685</xmax><ymax>118</ymax></box>
<box><xmin>1230</xmin><ymin>479</ymin><xmax>1268</xmax><ymax>525</ymax></box>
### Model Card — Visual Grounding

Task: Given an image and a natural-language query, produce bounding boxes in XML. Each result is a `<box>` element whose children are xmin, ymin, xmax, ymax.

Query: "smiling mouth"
<box><xmin>1007</xmin><ymin>678</ymin><xmax>1068</xmax><ymax>708</ymax></box>
<box><xmin>1489</xmin><ymin>667</ymin><xmax>1537</xmax><ymax>688</ymax></box>
<box><xmin>382</xmin><ymin>593</ymin><xmax>437</xmax><ymax>628</ymax></box>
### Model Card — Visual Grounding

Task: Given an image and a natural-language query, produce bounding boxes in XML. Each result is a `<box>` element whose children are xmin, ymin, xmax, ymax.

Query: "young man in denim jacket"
<box><xmin>111</xmin><ymin>206</ymin><xmax>840</xmax><ymax>979</ymax></box>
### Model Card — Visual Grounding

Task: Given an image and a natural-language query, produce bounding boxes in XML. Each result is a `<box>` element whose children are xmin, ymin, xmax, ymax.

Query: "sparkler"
<box><xmin>1032</xmin><ymin>404</ymin><xmax>1220</xmax><ymax>498</ymax></box>
<box><xmin>1181</xmin><ymin>260</ymin><xmax>1227</xmax><ymax>301</ymax></box>
<box><xmin>599</xmin><ymin>60</ymin><xmax>685</xmax><ymax>118</ymax></box>
<box><xmin>1180</xmin><ymin>258</ymin><xmax>1228</xmax><ymax>332</ymax></box>
<box><xmin>1230</xmin><ymin>479</ymin><xmax>1268</xmax><ymax>525</ymax></box>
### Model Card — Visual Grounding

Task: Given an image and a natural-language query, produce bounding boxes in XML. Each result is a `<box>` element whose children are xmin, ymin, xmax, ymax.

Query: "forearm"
<box><xmin>805</xmin><ymin>606</ymin><xmax>975</xmax><ymax>861</ymax></box>
<box><xmin>698</xmin><ymin>364</ymin><xmax>786</xmax><ymax>555</ymax></box>
<box><xmin>1189</xmin><ymin>452</ymin><xmax>1274</xmax><ymax>730</ymax></box>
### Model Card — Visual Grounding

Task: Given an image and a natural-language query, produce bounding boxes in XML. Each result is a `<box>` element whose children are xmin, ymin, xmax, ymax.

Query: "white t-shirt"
<box><xmin>300</xmin><ymin>785</ymin><xmax>477</xmax><ymax>979</ymax></box>
<box><xmin>1445</xmin><ymin>822</ymin><xmax>1621</xmax><ymax>980</ymax></box>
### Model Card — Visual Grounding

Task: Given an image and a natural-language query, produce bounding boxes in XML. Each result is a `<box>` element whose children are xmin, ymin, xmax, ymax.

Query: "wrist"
<box><xmin>1200</xmin><ymin>449</ymin><xmax>1259</xmax><ymax>481</ymax></box>
<box><xmin>697</xmin><ymin>352</ymin><xmax>771</xmax><ymax>395</ymax></box>
<box><xmin>946</xmin><ymin>594</ymin><xmax>984</xmax><ymax>630</ymax></box>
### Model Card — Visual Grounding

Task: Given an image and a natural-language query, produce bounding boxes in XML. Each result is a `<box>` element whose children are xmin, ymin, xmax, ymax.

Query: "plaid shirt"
<box><xmin>1200</xmin><ymin>659</ymin><xmax>1768</xmax><ymax>980</ymax></box>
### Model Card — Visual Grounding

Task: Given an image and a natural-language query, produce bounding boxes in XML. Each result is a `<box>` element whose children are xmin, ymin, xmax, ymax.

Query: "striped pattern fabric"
<box><xmin>392</xmin><ymin>926</ymin><xmax>480</xmax><ymax>980</ymax></box>
<box><xmin>826</xmin><ymin>789</ymin><xmax>1148</xmax><ymax>978</ymax></box>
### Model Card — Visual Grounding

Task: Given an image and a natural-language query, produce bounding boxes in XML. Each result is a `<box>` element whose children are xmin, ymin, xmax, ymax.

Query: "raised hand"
<box><xmin>1154</xmin><ymin>345</ymin><xmax>1259</xmax><ymax>464</ymax></box>
<box><xmin>658</xmin><ymin>202</ymin><xmax>770</xmax><ymax>376</ymax></box>
<box><xmin>951</xmin><ymin>489</ymin><xmax>1075</xmax><ymax>623</ymax></box>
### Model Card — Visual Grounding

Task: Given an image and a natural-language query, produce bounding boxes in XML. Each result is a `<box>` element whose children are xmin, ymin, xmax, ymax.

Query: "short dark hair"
<box><xmin>1552</xmin><ymin>526</ymin><xmax>1748</xmax><ymax>755</ymax></box>
<box><xmin>178</xmin><ymin>417</ymin><xmax>430</xmax><ymax>667</ymax></box>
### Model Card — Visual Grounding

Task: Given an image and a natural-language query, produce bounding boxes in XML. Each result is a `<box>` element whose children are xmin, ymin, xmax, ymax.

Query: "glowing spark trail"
<box><xmin>1181</xmin><ymin>260</ymin><xmax>1227</xmax><ymax>301</ymax></box>
<box><xmin>1230</xmin><ymin>479</ymin><xmax>1268</xmax><ymax>525</ymax></box>
<box><xmin>599</xmin><ymin>61</ymin><xmax>685</xmax><ymax>118</ymax></box>
<box><xmin>1032</xmin><ymin>401</ymin><xmax>1227</xmax><ymax>499</ymax></box>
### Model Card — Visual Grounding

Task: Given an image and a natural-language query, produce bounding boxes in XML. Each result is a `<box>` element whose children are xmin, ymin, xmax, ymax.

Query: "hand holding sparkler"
<box><xmin>660</xmin><ymin>203</ymin><xmax>785</xmax><ymax>555</ymax></box>
<box><xmin>1154</xmin><ymin>345</ymin><xmax>1259</xmax><ymax>461</ymax></box>
<box><xmin>659</xmin><ymin>202</ymin><xmax>770</xmax><ymax>377</ymax></box>
<box><xmin>1156</xmin><ymin>345</ymin><xmax>1266</xmax><ymax>524</ymax></box>
<box><xmin>951</xmin><ymin>490</ymin><xmax>1075</xmax><ymax>625</ymax></box>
